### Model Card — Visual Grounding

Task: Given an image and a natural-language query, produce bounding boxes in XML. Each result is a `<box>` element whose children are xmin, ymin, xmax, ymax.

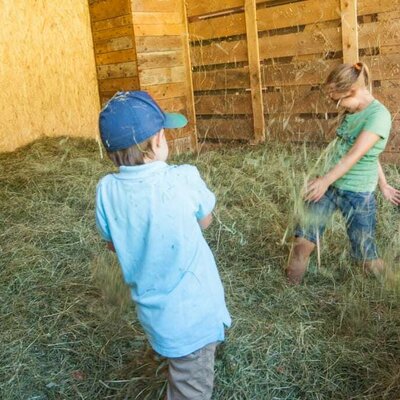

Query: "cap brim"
<box><xmin>164</xmin><ymin>112</ymin><xmax>188</xmax><ymax>129</ymax></box>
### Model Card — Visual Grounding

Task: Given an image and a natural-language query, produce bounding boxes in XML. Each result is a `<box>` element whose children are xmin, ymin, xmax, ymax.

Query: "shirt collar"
<box><xmin>115</xmin><ymin>161</ymin><xmax>168</xmax><ymax>180</ymax></box>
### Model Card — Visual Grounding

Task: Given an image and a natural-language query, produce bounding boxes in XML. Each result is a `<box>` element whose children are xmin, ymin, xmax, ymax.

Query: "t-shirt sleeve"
<box><xmin>185</xmin><ymin>165</ymin><xmax>216</xmax><ymax>220</ymax></box>
<box><xmin>95</xmin><ymin>183</ymin><xmax>112</xmax><ymax>241</ymax></box>
<box><xmin>363</xmin><ymin>106</ymin><xmax>392</xmax><ymax>139</ymax></box>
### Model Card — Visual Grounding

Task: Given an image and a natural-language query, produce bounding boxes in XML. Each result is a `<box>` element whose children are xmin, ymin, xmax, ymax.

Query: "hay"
<box><xmin>1</xmin><ymin>137</ymin><xmax>400</xmax><ymax>399</ymax></box>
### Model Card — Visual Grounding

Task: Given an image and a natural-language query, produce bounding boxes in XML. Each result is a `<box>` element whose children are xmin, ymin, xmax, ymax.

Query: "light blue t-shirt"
<box><xmin>95</xmin><ymin>161</ymin><xmax>231</xmax><ymax>357</ymax></box>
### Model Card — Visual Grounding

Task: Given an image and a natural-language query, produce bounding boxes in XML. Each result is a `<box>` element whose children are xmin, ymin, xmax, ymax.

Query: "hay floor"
<box><xmin>1</xmin><ymin>137</ymin><xmax>400</xmax><ymax>400</ymax></box>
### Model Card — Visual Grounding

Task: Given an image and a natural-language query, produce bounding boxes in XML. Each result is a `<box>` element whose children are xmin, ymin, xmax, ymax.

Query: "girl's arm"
<box><xmin>378</xmin><ymin>161</ymin><xmax>400</xmax><ymax>205</ymax></box>
<box><xmin>305</xmin><ymin>130</ymin><xmax>380</xmax><ymax>202</ymax></box>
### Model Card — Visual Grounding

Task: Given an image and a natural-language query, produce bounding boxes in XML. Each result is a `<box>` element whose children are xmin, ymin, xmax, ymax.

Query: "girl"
<box><xmin>286</xmin><ymin>62</ymin><xmax>400</xmax><ymax>285</ymax></box>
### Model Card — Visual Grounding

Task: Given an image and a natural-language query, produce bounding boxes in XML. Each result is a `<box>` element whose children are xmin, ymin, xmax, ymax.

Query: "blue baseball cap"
<box><xmin>99</xmin><ymin>91</ymin><xmax>188</xmax><ymax>152</ymax></box>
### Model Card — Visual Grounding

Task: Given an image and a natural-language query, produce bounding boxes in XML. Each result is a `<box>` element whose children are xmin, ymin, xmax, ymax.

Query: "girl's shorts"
<box><xmin>294</xmin><ymin>187</ymin><xmax>378</xmax><ymax>261</ymax></box>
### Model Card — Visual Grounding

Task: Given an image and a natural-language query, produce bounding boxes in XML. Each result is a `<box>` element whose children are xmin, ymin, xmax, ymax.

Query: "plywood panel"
<box><xmin>0</xmin><ymin>0</ymin><xmax>100</xmax><ymax>153</ymax></box>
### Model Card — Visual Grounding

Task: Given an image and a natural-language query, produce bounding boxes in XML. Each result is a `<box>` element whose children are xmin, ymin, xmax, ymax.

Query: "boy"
<box><xmin>95</xmin><ymin>91</ymin><xmax>231</xmax><ymax>400</ymax></box>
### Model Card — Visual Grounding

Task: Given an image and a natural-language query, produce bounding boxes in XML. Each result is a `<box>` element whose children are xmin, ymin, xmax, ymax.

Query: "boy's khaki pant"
<box><xmin>167</xmin><ymin>342</ymin><xmax>218</xmax><ymax>400</ymax></box>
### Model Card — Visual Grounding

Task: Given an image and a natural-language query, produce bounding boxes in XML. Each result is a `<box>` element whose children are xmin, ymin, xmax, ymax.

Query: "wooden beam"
<box><xmin>245</xmin><ymin>0</ymin><xmax>265</xmax><ymax>143</ymax></box>
<box><xmin>340</xmin><ymin>0</ymin><xmax>359</xmax><ymax>63</ymax></box>
<box><xmin>182</xmin><ymin>0</ymin><xmax>198</xmax><ymax>151</ymax></box>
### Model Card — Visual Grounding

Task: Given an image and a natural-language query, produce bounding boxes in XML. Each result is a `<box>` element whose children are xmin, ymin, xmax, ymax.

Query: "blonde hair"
<box><xmin>107</xmin><ymin>137</ymin><xmax>154</xmax><ymax>167</ymax></box>
<box><xmin>326</xmin><ymin>62</ymin><xmax>372</xmax><ymax>93</ymax></box>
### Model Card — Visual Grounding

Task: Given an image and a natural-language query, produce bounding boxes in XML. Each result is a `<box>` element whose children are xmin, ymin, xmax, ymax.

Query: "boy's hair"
<box><xmin>326</xmin><ymin>62</ymin><xmax>371</xmax><ymax>93</ymax></box>
<box><xmin>107</xmin><ymin>136</ymin><xmax>154</xmax><ymax>167</ymax></box>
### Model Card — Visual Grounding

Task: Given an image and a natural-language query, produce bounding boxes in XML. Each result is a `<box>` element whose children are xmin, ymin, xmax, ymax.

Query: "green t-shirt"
<box><xmin>330</xmin><ymin>99</ymin><xmax>391</xmax><ymax>192</ymax></box>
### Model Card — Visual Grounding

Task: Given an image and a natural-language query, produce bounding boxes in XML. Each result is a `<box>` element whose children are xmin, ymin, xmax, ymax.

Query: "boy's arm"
<box><xmin>378</xmin><ymin>161</ymin><xmax>400</xmax><ymax>205</ymax></box>
<box><xmin>198</xmin><ymin>213</ymin><xmax>213</xmax><ymax>229</ymax></box>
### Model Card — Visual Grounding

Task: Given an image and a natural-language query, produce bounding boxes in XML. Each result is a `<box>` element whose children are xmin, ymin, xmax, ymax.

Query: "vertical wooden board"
<box><xmin>245</xmin><ymin>0</ymin><xmax>265</xmax><ymax>142</ymax></box>
<box><xmin>340</xmin><ymin>0</ymin><xmax>359</xmax><ymax>63</ymax></box>
<box><xmin>89</xmin><ymin>0</ymin><xmax>130</xmax><ymax>22</ymax></box>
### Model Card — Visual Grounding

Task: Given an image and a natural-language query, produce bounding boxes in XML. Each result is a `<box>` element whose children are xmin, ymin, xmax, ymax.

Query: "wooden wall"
<box><xmin>89</xmin><ymin>0</ymin><xmax>140</xmax><ymax>105</ymax></box>
<box><xmin>0</xmin><ymin>1</ymin><xmax>100</xmax><ymax>153</ymax></box>
<box><xmin>187</xmin><ymin>0</ymin><xmax>400</xmax><ymax>159</ymax></box>
<box><xmin>89</xmin><ymin>0</ymin><xmax>197</xmax><ymax>153</ymax></box>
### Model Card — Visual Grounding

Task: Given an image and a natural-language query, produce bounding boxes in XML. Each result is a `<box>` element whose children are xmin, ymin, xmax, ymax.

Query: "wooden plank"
<box><xmin>142</xmin><ymin>82</ymin><xmax>187</xmax><ymax>100</ymax></box>
<box><xmin>186</xmin><ymin>0</ymin><xmax>243</xmax><ymax>18</ymax></box>
<box><xmin>93</xmin><ymin>25</ymin><xmax>133</xmax><ymax>42</ymax></box>
<box><xmin>190</xmin><ymin>26</ymin><xmax>342</xmax><ymax>67</ymax></box>
<box><xmin>195</xmin><ymin>93</ymin><xmax>253</xmax><ymax>115</ymax></box>
<box><xmin>136</xmin><ymin>36</ymin><xmax>183</xmax><ymax>53</ymax></box>
<box><xmin>139</xmin><ymin>66</ymin><xmax>186</xmax><ymax>86</ymax></box>
<box><xmin>193</xmin><ymin>53</ymin><xmax>400</xmax><ymax>92</ymax></box>
<box><xmin>197</xmin><ymin>118</ymin><xmax>253</xmax><ymax>140</ymax></box>
<box><xmin>167</xmin><ymin>136</ymin><xmax>193</xmax><ymax>154</ymax></box>
<box><xmin>340</xmin><ymin>0</ymin><xmax>359</xmax><ymax>63</ymax></box>
<box><xmin>157</xmin><ymin>96</ymin><xmax>187</xmax><ymax>113</ymax></box>
<box><xmin>189</xmin><ymin>0</ymin><xmax>340</xmax><ymax>41</ymax></box>
<box><xmin>97</xmin><ymin>61</ymin><xmax>138</xmax><ymax>80</ymax></box>
<box><xmin>137</xmin><ymin>50</ymin><xmax>184</xmax><ymax>69</ymax></box>
<box><xmin>94</xmin><ymin>36</ymin><xmax>133</xmax><ymax>54</ymax></box>
<box><xmin>134</xmin><ymin>24</ymin><xmax>183</xmax><ymax>37</ymax></box>
<box><xmin>89</xmin><ymin>0</ymin><xmax>130</xmax><ymax>22</ymax></box>
<box><xmin>98</xmin><ymin>76</ymin><xmax>140</xmax><ymax>92</ymax></box>
<box><xmin>378</xmin><ymin>10</ymin><xmax>400</xmax><ymax>21</ymax></box>
<box><xmin>95</xmin><ymin>49</ymin><xmax>137</xmax><ymax>65</ymax></box>
<box><xmin>245</xmin><ymin>0</ymin><xmax>265</xmax><ymax>143</ymax></box>
<box><xmin>192</xmin><ymin>67</ymin><xmax>250</xmax><ymax>91</ymax></box>
<box><xmin>381</xmin><ymin>152</ymin><xmax>400</xmax><ymax>165</ymax></box>
<box><xmin>93</xmin><ymin>15</ymin><xmax>132</xmax><ymax>32</ymax></box>
<box><xmin>186</xmin><ymin>0</ymin><xmax>304</xmax><ymax>18</ymax></box>
<box><xmin>181</xmin><ymin>0</ymin><xmax>198</xmax><ymax>151</ymax></box>
<box><xmin>132</xmin><ymin>0</ymin><xmax>178</xmax><ymax>13</ymax></box>
<box><xmin>358</xmin><ymin>0</ymin><xmax>400</xmax><ymax>16</ymax></box>
<box><xmin>132</xmin><ymin>12</ymin><xmax>182</xmax><ymax>25</ymax></box>
<box><xmin>189</xmin><ymin>13</ymin><xmax>246</xmax><ymax>41</ymax></box>
<box><xmin>267</xmin><ymin>117</ymin><xmax>333</xmax><ymax>142</ymax></box>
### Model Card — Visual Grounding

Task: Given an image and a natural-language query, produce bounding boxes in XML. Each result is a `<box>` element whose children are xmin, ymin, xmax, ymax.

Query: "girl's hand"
<box><xmin>379</xmin><ymin>183</ymin><xmax>400</xmax><ymax>205</ymax></box>
<box><xmin>304</xmin><ymin>176</ymin><xmax>330</xmax><ymax>202</ymax></box>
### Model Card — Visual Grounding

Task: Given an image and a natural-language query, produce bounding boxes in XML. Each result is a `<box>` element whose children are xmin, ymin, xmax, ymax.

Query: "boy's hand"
<box><xmin>304</xmin><ymin>176</ymin><xmax>330</xmax><ymax>202</ymax></box>
<box><xmin>379</xmin><ymin>183</ymin><xmax>400</xmax><ymax>205</ymax></box>
<box><xmin>198</xmin><ymin>213</ymin><xmax>213</xmax><ymax>229</ymax></box>
<box><xmin>106</xmin><ymin>241</ymin><xmax>116</xmax><ymax>252</ymax></box>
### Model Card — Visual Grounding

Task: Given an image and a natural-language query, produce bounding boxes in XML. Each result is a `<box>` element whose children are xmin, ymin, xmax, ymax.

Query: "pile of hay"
<box><xmin>1</xmin><ymin>137</ymin><xmax>399</xmax><ymax>399</ymax></box>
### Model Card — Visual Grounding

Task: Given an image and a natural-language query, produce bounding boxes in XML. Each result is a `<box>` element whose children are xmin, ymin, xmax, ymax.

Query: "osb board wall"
<box><xmin>0</xmin><ymin>1</ymin><xmax>100</xmax><ymax>153</ymax></box>
<box><xmin>89</xmin><ymin>0</ymin><xmax>140</xmax><ymax>106</ymax></box>
<box><xmin>187</xmin><ymin>0</ymin><xmax>400</xmax><ymax>158</ymax></box>
<box><xmin>131</xmin><ymin>0</ymin><xmax>197</xmax><ymax>152</ymax></box>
